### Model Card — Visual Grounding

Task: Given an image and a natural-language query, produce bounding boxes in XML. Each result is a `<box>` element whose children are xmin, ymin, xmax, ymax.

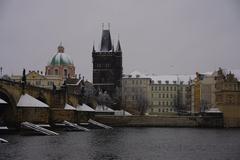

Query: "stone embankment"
<box><xmin>94</xmin><ymin>115</ymin><xmax>224</xmax><ymax>128</ymax></box>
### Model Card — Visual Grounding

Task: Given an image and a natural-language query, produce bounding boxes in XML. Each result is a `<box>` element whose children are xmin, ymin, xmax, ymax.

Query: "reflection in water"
<box><xmin>1</xmin><ymin>128</ymin><xmax>240</xmax><ymax>160</ymax></box>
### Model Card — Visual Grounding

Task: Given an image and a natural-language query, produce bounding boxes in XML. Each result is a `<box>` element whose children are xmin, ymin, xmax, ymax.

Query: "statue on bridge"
<box><xmin>21</xmin><ymin>69</ymin><xmax>27</xmax><ymax>94</ymax></box>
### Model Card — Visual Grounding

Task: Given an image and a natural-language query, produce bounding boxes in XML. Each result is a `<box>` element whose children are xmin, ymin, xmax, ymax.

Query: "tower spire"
<box><xmin>108</xmin><ymin>22</ymin><xmax>110</xmax><ymax>30</ymax></box>
<box><xmin>100</xmin><ymin>24</ymin><xmax>112</xmax><ymax>52</ymax></box>
<box><xmin>92</xmin><ymin>41</ymin><xmax>96</xmax><ymax>53</ymax></box>
<box><xmin>116</xmin><ymin>39</ymin><xmax>122</xmax><ymax>52</ymax></box>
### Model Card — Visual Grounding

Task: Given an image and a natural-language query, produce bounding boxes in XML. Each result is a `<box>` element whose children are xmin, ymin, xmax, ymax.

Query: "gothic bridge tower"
<box><xmin>92</xmin><ymin>25</ymin><xmax>123</xmax><ymax>96</ymax></box>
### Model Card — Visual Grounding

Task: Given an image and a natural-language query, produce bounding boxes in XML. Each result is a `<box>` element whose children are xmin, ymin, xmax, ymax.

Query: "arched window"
<box><xmin>64</xmin><ymin>69</ymin><xmax>68</xmax><ymax>78</ymax></box>
<box><xmin>54</xmin><ymin>69</ymin><xmax>58</xmax><ymax>75</ymax></box>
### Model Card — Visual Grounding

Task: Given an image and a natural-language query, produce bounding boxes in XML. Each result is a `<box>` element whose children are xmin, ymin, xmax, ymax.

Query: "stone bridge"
<box><xmin>0</xmin><ymin>79</ymin><xmax>81</xmax><ymax>126</ymax></box>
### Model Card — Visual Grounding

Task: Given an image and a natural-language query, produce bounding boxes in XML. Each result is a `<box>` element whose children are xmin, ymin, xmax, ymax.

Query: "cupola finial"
<box><xmin>58</xmin><ymin>42</ymin><xmax>64</xmax><ymax>53</ymax></box>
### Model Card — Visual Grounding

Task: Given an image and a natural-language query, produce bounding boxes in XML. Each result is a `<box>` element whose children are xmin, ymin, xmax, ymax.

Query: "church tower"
<box><xmin>92</xmin><ymin>24</ymin><xmax>123</xmax><ymax>96</ymax></box>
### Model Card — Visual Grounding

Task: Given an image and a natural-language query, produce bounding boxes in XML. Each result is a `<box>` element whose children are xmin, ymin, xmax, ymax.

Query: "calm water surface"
<box><xmin>0</xmin><ymin>128</ymin><xmax>240</xmax><ymax>160</ymax></box>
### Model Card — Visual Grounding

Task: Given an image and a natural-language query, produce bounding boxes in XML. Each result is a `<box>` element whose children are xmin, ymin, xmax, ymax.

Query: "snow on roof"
<box><xmin>17</xmin><ymin>94</ymin><xmax>49</xmax><ymax>108</ymax></box>
<box><xmin>0</xmin><ymin>98</ymin><xmax>7</xmax><ymax>104</ymax></box>
<box><xmin>124</xmin><ymin>70</ymin><xmax>195</xmax><ymax>84</ymax></box>
<box><xmin>95</xmin><ymin>105</ymin><xmax>114</xmax><ymax>112</ymax></box>
<box><xmin>150</xmin><ymin>74</ymin><xmax>195</xmax><ymax>84</ymax></box>
<box><xmin>114</xmin><ymin>110</ymin><xmax>132</xmax><ymax>116</ymax></box>
<box><xmin>64</xmin><ymin>104</ymin><xmax>76</xmax><ymax>110</ymax></box>
<box><xmin>76</xmin><ymin>104</ymin><xmax>95</xmax><ymax>112</ymax></box>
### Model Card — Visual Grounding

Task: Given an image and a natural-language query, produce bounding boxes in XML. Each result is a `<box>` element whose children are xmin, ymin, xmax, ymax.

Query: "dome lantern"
<box><xmin>58</xmin><ymin>42</ymin><xmax>64</xmax><ymax>53</ymax></box>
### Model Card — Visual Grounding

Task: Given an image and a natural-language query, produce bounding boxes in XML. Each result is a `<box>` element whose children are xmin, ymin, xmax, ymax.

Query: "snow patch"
<box><xmin>76</xmin><ymin>104</ymin><xmax>95</xmax><ymax>112</ymax></box>
<box><xmin>64</xmin><ymin>104</ymin><xmax>76</xmax><ymax>110</ymax></box>
<box><xmin>17</xmin><ymin>94</ymin><xmax>49</xmax><ymax>108</ymax></box>
<box><xmin>95</xmin><ymin>105</ymin><xmax>114</xmax><ymax>112</ymax></box>
<box><xmin>0</xmin><ymin>98</ymin><xmax>7</xmax><ymax>104</ymax></box>
<box><xmin>114</xmin><ymin>110</ymin><xmax>132</xmax><ymax>116</ymax></box>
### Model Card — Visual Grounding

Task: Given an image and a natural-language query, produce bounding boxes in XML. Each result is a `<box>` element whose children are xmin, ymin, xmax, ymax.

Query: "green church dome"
<box><xmin>49</xmin><ymin>44</ymin><xmax>74</xmax><ymax>66</ymax></box>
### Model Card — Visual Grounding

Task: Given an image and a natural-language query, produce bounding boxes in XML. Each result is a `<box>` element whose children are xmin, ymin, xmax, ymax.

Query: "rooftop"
<box><xmin>123</xmin><ymin>70</ymin><xmax>195</xmax><ymax>84</ymax></box>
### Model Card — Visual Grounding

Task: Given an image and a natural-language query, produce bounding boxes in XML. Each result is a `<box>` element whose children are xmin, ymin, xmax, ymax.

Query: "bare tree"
<box><xmin>97</xmin><ymin>91</ymin><xmax>113</xmax><ymax>109</ymax></box>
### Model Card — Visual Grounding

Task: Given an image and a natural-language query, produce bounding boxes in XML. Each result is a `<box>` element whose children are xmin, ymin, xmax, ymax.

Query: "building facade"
<box><xmin>121</xmin><ymin>71</ymin><xmax>193</xmax><ymax>115</ymax></box>
<box><xmin>11</xmin><ymin>71</ymin><xmax>63</xmax><ymax>89</ymax></box>
<box><xmin>92</xmin><ymin>26</ymin><xmax>122</xmax><ymax>96</ymax></box>
<box><xmin>215</xmin><ymin>68</ymin><xmax>240</xmax><ymax>127</ymax></box>
<box><xmin>122</xmin><ymin>72</ymin><xmax>151</xmax><ymax>115</ymax></box>
<box><xmin>149</xmin><ymin>75</ymin><xmax>192</xmax><ymax>115</ymax></box>
<box><xmin>192</xmin><ymin>72</ymin><xmax>216</xmax><ymax>113</ymax></box>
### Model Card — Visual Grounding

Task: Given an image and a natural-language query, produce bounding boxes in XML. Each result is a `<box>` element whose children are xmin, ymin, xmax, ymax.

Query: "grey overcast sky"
<box><xmin>0</xmin><ymin>0</ymin><xmax>240</xmax><ymax>80</ymax></box>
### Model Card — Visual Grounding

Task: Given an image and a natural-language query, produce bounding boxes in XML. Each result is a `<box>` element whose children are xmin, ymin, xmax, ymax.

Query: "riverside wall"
<box><xmin>93</xmin><ymin>115</ymin><xmax>224</xmax><ymax>128</ymax></box>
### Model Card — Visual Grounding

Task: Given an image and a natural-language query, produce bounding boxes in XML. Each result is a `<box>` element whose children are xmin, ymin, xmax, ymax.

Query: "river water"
<box><xmin>0</xmin><ymin>128</ymin><xmax>240</xmax><ymax>160</ymax></box>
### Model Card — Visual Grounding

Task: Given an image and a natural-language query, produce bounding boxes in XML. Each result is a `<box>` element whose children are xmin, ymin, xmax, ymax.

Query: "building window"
<box><xmin>48</xmin><ymin>69</ymin><xmax>51</xmax><ymax>75</ymax></box>
<box><xmin>36</xmin><ymin>81</ymin><xmax>41</xmax><ymax>86</ymax></box>
<box><xmin>159</xmin><ymin>87</ymin><xmax>161</xmax><ymax>90</ymax></box>
<box><xmin>158</xmin><ymin>109</ymin><xmax>161</xmax><ymax>112</ymax></box>
<box><xmin>159</xmin><ymin>94</ymin><xmax>161</xmax><ymax>98</ymax></box>
<box><xmin>54</xmin><ymin>69</ymin><xmax>58</xmax><ymax>75</ymax></box>
<box><xmin>48</xmin><ymin>81</ymin><xmax>53</xmax><ymax>86</ymax></box>
<box><xmin>64</xmin><ymin>69</ymin><xmax>68</xmax><ymax>78</ymax></box>
<box><xmin>162</xmin><ymin>94</ymin><xmax>165</xmax><ymax>98</ymax></box>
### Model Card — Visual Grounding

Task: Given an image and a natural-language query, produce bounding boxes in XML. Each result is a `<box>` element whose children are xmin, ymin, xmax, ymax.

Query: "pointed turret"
<box><xmin>116</xmin><ymin>40</ymin><xmax>122</xmax><ymax>52</ymax></box>
<box><xmin>112</xmin><ymin>40</ymin><xmax>114</xmax><ymax>52</ymax></box>
<box><xmin>92</xmin><ymin>44</ymin><xmax>96</xmax><ymax>53</ymax></box>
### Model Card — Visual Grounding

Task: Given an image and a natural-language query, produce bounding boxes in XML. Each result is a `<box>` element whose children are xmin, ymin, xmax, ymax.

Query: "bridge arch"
<box><xmin>0</xmin><ymin>87</ymin><xmax>17</xmax><ymax>127</ymax></box>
